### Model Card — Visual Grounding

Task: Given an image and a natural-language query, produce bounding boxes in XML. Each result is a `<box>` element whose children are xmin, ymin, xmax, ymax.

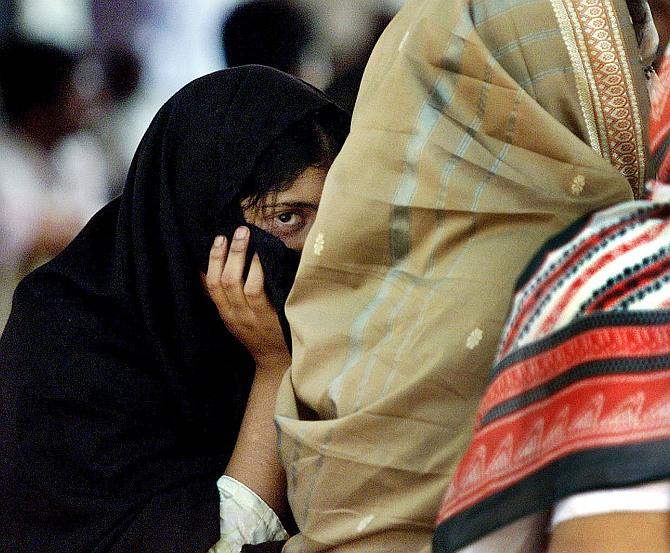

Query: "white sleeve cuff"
<box><xmin>551</xmin><ymin>480</ymin><xmax>670</xmax><ymax>529</ymax></box>
<box><xmin>208</xmin><ymin>475</ymin><xmax>288</xmax><ymax>553</ymax></box>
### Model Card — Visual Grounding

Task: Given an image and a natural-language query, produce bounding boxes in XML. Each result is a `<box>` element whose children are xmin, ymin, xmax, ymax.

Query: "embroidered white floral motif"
<box><xmin>466</xmin><ymin>328</ymin><xmax>484</xmax><ymax>350</ymax></box>
<box><xmin>314</xmin><ymin>232</ymin><xmax>325</xmax><ymax>256</ymax></box>
<box><xmin>571</xmin><ymin>175</ymin><xmax>586</xmax><ymax>196</ymax></box>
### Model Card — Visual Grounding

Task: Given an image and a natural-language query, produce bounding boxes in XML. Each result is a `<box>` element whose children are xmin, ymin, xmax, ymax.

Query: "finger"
<box><xmin>244</xmin><ymin>253</ymin><xmax>270</xmax><ymax>309</ymax></box>
<box><xmin>221</xmin><ymin>226</ymin><xmax>250</xmax><ymax>309</ymax></box>
<box><xmin>205</xmin><ymin>236</ymin><xmax>228</xmax><ymax>301</ymax></box>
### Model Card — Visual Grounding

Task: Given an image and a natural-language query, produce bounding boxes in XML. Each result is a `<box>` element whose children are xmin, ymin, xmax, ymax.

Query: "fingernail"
<box><xmin>214</xmin><ymin>235</ymin><xmax>224</xmax><ymax>248</ymax></box>
<box><xmin>234</xmin><ymin>226</ymin><xmax>248</xmax><ymax>240</ymax></box>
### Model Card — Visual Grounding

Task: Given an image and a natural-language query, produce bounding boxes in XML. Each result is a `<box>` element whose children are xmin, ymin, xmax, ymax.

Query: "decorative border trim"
<box><xmin>550</xmin><ymin>0</ymin><xmax>603</xmax><ymax>156</ymax></box>
<box><xmin>650</xmin><ymin>55</ymin><xmax>670</xmax><ymax>152</ymax></box>
<box><xmin>481</xmin><ymin>323</ymin><xmax>670</xmax><ymax>421</ymax></box>
<box><xmin>434</xmin><ymin>440</ymin><xmax>670</xmax><ymax>552</ymax></box>
<box><xmin>550</xmin><ymin>0</ymin><xmax>645</xmax><ymax>196</ymax></box>
<box><xmin>437</xmin><ymin>367</ymin><xmax>670</xmax><ymax>522</ymax></box>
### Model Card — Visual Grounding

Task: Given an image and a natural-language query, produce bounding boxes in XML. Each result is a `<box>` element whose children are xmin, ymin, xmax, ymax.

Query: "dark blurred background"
<box><xmin>0</xmin><ymin>0</ymin><xmax>402</xmax><ymax>330</ymax></box>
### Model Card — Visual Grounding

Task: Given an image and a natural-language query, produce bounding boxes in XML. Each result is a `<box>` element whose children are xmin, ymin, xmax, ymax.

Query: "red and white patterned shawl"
<box><xmin>434</xmin><ymin>58</ymin><xmax>670</xmax><ymax>553</ymax></box>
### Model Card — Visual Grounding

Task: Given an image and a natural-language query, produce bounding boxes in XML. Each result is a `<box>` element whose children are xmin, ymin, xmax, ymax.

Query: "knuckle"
<box><xmin>245</xmin><ymin>286</ymin><xmax>263</xmax><ymax>299</ymax></box>
<box><xmin>220</xmin><ymin>275</ymin><xmax>237</xmax><ymax>288</ymax></box>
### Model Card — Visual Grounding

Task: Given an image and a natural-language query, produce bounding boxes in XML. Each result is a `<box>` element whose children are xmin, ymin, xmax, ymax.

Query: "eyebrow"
<box><xmin>262</xmin><ymin>201</ymin><xmax>319</xmax><ymax>210</ymax></box>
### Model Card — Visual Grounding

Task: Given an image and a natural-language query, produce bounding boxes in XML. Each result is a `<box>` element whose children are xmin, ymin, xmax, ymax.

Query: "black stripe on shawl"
<box><xmin>514</xmin><ymin>211</ymin><xmax>595</xmax><ymax>291</ymax></box>
<box><xmin>433</xmin><ymin>439</ymin><xmax>670</xmax><ymax>553</ymax></box>
<box><xmin>481</xmin><ymin>353</ymin><xmax>670</xmax><ymax>426</ymax></box>
<box><xmin>490</xmin><ymin>309</ymin><xmax>670</xmax><ymax>380</ymax></box>
<box><xmin>652</xmin><ymin>132</ymin><xmax>670</xmax><ymax>168</ymax></box>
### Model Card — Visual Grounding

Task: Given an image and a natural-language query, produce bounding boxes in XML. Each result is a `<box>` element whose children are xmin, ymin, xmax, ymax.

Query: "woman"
<box><xmin>271</xmin><ymin>0</ymin><xmax>655</xmax><ymax>550</ymax></box>
<box><xmin>433</xmin><ymin>38</ymin><xmax>670</xmax><ymax>553</ymax></box>
<box><xmin>0</xmin><ymin>66</ymin><xmax>348</xmax><ymax>552</ymax></box>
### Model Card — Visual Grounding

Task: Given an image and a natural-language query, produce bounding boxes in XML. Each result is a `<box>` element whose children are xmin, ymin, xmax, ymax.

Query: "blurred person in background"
<box><xmin>0</xmin><ymin>0</ymin><xmax>16</xmax><ymax>39</ymax></box>
<box><xmin>324</xmin><ymin>7</ymin><xmax>393</xmax><ymax>114</ymax></box>
<box><xmin>95</xmin><ymin>45</ymin><xmax>144</xmax><ymax>198</ymax></box>
<box><xmin>89</xmin><ymin>0</ymin><xmax>146</xmax><ymax>197</ymax></box>
<box><xmin>0</xmin><ymin>37</ymin><xmax>108</xmax><ymax>330</ymax></box>
<box><xmin>220</xmin><ymin>0</ymin><xmax>403</xmax><ymax>111</ymax></box>
<box><xmin>221</xmin><ymin>0</ymin><xmax>314</xmax><ymax>80</ymax></box>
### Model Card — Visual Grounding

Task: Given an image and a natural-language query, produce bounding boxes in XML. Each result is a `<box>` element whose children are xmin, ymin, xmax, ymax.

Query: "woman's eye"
<box><xmin>256</xmin><ymin>208</ymin><xmax>317</xmax><ymax>251</ymax></box>
<box><xmin>273</xmin><ymin>212</ymin><xmax>303</xmax><ymax>227</ymax></box>
<box><xmin>277</xmin><ymin>212</ymin><xmax>296</xmax><ymax>224</ymax></box>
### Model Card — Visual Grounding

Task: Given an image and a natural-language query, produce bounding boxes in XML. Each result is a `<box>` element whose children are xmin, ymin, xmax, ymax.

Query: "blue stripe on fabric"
<box><xmin>470</xmin><ymin>86</ymin><xmax>521</xmax><ymax>216</ymax></box>
<box><xmin>382</xmin><ymin>59</ymin><xmax>496</xmax><ymax>395</ymax></box>
<box><xmin>390</xmin><ymin>106</ymin><xmax>442</xmax><ymax>262</ymax></box>
<box><xmin>294</xmin><ymin>10</ymin><xmax>478</xmax><ymax>529</ymax></box>
<box><xmin>328</xmin><ymin>268</ymin><xmax>406</xmax><ymax>403</ymax></box>
<box><xmin>517</xmin><ymin>66</ymin><xmax>574</xmax><ymax>89</ymax></box>
<box><xmin>470</xmin><ymin>0</ymin><xmax>544</xmax><ymax>25</ymax></box>
<box><xmin>354</xmin><ymin>55</ymin><xmax>485</xmax><ymax>405</ymax></box>
<box><xmin>352</xmin><ymin>283</ymin><xmax>415</xmax><ymax>411</ymax></box>
<box><xmin>491</xmin><ymin>29</ymin><xmax>561</xmax><ymax>60</ymax></box>
<box><xmin>327</xmin><ymin>19</ymin><xmax>471</xmax><ymax>407</ymax></box>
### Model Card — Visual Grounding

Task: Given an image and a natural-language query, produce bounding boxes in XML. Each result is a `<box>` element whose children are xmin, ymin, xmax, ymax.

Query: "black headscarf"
<box><xmin>0</xmin><ymin>66</ymin><xmax>347</xmax><ymax>553</ymax></box>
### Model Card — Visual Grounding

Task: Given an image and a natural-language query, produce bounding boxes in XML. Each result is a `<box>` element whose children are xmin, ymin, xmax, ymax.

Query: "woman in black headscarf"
<box><xmin>0</xmin><ymin>66</ymin><xmax>348</xmax><ymax>553</ymax></box>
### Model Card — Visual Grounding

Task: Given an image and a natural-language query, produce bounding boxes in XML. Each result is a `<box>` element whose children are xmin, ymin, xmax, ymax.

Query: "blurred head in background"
<box><xmin>0</xmin><ymin>37</ymin><xmax>86</xmax><ymax>150</ymax></box>
<box><xmin>100</xmin><ymin>46</ymin><xmax>142</xmax><ymax>104</ymax></box>
<box><xmin>221</xmin><ymin>0</ymin><xmax>314</xmax><ymax>77</ymax></box>
<box><xmin>324</xmin><ymin>7</ymin><xmax>394</xmax><ymax>113</ymax></box>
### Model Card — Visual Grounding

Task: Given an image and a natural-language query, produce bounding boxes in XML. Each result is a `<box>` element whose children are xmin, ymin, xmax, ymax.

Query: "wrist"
<box><xmin>254</xmin><ymin>352</ymin><xmax>291</xmax><ymax>375</ymax></box>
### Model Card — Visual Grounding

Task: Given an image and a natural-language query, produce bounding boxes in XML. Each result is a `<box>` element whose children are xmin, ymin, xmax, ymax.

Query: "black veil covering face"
<box><xmin>0</xmin><ymin>66</ymin><xmax>347</xmax><ymax>553</ymax></box>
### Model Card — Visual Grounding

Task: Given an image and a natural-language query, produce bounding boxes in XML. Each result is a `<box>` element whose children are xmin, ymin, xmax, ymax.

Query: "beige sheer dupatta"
<box><xmin>276</xmin><ymin>0</ymin><xmax>650</xmax><ymax>551</ymax></box>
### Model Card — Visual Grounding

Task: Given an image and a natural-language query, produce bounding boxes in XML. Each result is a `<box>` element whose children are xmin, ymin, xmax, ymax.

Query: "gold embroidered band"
<box><xmin>550</xmin><ymin>0</ymin><xmax>645</xmax><ymax>196</ymax></box>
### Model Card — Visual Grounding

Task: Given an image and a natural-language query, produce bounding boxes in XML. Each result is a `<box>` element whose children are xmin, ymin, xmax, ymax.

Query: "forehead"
<box><xmin>270</xmin><ymin>166</ymin><xmax>327</xmax><ymax>205</ymax></box>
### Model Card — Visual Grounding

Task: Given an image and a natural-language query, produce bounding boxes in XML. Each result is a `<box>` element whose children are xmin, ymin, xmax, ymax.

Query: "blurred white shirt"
<box><xmin>0</xmin><ymin>127</ymin><xmax>108</xmax><ymax>330</ymax></box>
